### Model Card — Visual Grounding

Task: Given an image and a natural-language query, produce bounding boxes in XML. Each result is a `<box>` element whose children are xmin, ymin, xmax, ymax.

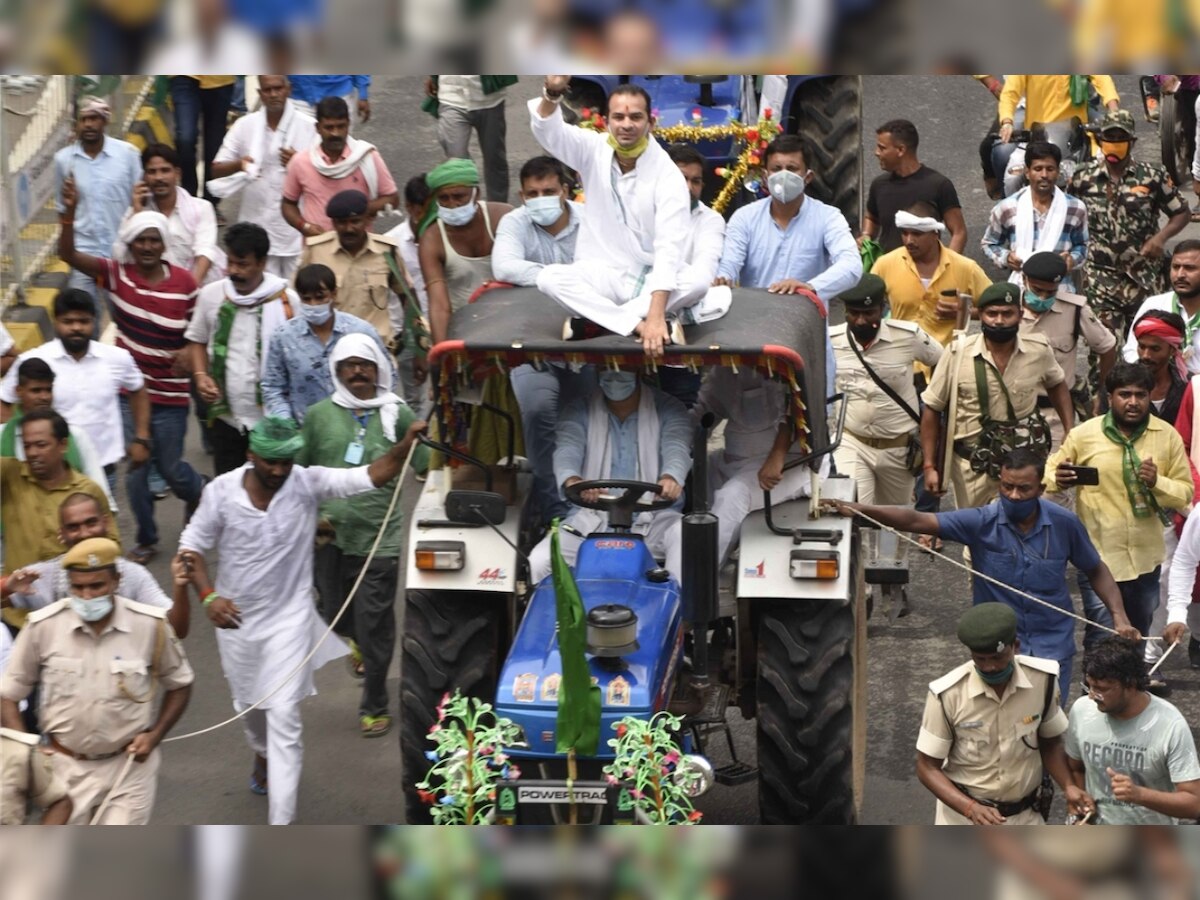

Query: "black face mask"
<box><xmin>850</xmin><ymin>322</ymin><xmax>881</xmax><ymax>344</ymax></box>
<box><xmin>60</xmin><ymin>334</ymin><xmax>90</xmax><ymax>354</ymax></box>
<box><xmin>981</xmin><ymin>323</ymin><xmax>1019</xmax><ymax>344</ymax></box>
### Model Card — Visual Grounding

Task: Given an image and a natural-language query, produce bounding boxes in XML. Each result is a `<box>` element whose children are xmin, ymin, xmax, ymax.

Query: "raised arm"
<box><xmin>57</xmin><ymin>177</ymin><xmax>104</xmax><ymax>279</ymax></box>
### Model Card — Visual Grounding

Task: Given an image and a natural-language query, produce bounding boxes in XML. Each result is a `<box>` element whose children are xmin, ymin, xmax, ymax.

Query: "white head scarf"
<box><xmin>894</xmin><ymin>210</ymin><xmax>946</xmax><ymax>234</ymax></box>
<box><xmin>329</xmin><ymin>332</ymin><xmax>405</xmax><ymax>440</ymax></box>
<box><xmin>113</xmin><ymin>211</ymin><xmax>171</xmax><ymax>263</ymax></box>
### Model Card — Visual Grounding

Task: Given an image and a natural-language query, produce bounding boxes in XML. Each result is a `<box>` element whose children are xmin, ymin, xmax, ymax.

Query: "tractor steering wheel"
<box><xmin>563</xmin><ymin>479</ymin><xmax>676</xmax><ymax>514</ymax></box>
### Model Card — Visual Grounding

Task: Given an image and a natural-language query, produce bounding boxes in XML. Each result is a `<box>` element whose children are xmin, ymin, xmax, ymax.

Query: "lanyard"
<box><xmin>351</xmin><ymin>410</ymin><xmax>371</xmax><ymax>439</ymax></box>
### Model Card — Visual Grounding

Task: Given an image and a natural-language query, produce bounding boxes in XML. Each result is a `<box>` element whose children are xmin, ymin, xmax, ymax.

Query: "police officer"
<box><xmin>298</xmin><ymin>189</ymin><xmax>410</xmax><ymax>348</ymax></box>
<box><xmin>831</xmin><ymin>273</ymin><xmax>944</xmax><ymax>506</ymax></box>
<box><xmin>0</xmin><ymin>538</ymin><xmax>193</xmax><ymax>824</ymax></box>
<box><xmin>915</xmin><ymin>603</ymin><xmax>1089</xmax><ymax>825</ymax></box>
<box><xmin>1019</xmin><ymin>251</ymin><xmax>1118</xmax><ymax>449</ymax></box>
<box><xmin>1</xmin><ymin>727</ymin><xmax>71</xmax><ymax>823</ymax></box>
<box><xmin>1067</xmin><ymin>109</ymin><xmax>1189</xmax><ymax>347</ymax></box>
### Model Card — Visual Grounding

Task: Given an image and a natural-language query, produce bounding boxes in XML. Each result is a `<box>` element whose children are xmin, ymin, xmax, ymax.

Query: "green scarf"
<box><xmin>607</xmin><ymin>132</ymin><xmax>649</xmax><ymax>160</ymax></box>
<box><xmin>0</xmin><ymin>409</ymin><xmax>85</xmax><ymax>470</ymax></box>
<box><xmin>1101</xmin><ymin>411</ymin><xmax>1172</xmax><ymax>525</ymax></box>
<box><xmin>1068</xmin><ymin>76</ymin><xmax>1090</xmax><ymax>106</ymax></box>
<box><xmin>207</xmin><ymin>294</ymin><xmax>288</xmax><ymax>425</ymax></box>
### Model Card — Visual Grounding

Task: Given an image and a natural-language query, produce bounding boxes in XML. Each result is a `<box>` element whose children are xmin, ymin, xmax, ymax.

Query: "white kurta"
<box><xmin>179</xmin><ymin>463</ymin><xmax>373</xmax><ymax>708</ymax></box>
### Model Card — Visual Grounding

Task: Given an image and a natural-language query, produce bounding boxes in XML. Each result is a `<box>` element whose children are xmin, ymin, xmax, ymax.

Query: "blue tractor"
<box><xmin>562</xmin><ymin>75</ymin><xmax>861</xmax><ymax>231</ymax></box>
<box><xmin>400</xmin><ymin>285</ymin><xmax>865</xmax><ymax>824</ymax></box>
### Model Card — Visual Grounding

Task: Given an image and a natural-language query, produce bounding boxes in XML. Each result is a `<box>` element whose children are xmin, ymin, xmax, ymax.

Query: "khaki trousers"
<box><xmin>949</xmin><ymin>453</ymin><xmax>1000</xmax><ymax>510</ymax></box>
<box><xmin>53</xmin><ymin>747</ymin><xmax>160</xmax><ymax>824</ymax></box>
<box><xmin>833</xmin><ymin>432</ymin><xmax>913</xmax><ymax>507</ymax></box>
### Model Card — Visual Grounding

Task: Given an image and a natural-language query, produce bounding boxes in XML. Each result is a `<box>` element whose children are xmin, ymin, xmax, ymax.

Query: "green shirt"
<box><xmin>297</xmin><ymin>398</ymin><xmax>428</xmax><ymax>557</ymax></box>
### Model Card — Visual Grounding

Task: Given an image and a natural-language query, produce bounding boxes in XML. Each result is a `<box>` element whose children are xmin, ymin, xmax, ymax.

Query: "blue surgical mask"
<box><xmin>70</xmin><ymin>593</ymin><xmax>113</xmax><ymax>622</ymax></box>
<box><xmin>437</xmin><ymin>191</ymin><xmax>478</xmax><ymax>228</ymax></box>
<box><xmin>976</xmin><ymin>661</ymin><xmax>1014</xmax><ymax>685</ymax></box>
<box><xmin>599</xmin><ymin>370</ymin><xmax>638</xmax><ymax>402</ymax></box>
<box><xmin>1000</xmin><ymin>494</ymin><xmax>1039</xmax><ymax>522</ymax></box>
<box><xmin>767</xmin><ymin>169</ymin><xmax>808</xmax><ymax>204</ymax></box>
<box><xmin>299</xmin><ymin>301</ymin><xmax>333</xmax><ymax>325</ymax></box>
<box><xmin>525</xmin><ymin>195</ymin><xmax>564</xmax><ymax>227</ymax></box>
<box><xmin>1024</xmin><ymin>289</ymin><xmax>1056</xmax><ymax>313</ymax></box>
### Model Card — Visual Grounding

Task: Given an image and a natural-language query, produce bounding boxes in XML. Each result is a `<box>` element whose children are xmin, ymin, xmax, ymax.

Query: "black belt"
<box><xmin>1036</xmin><ymin>395</ymin><xmax>1053</xmax><ymax>409</ymax></box>
<box><xmin>952</xmin><ymin>439</ymin><xmax>973</xmax><ymax>461</ymax></box>
<box><xmin>50</xmin><ymin>735</ymin><xmax>124</xmax><ymax>761</ymax></box>
<box><xmin>952</xmin><ymin>781</ymin><xmax>1039</xmax><ymax>818</ymax></box>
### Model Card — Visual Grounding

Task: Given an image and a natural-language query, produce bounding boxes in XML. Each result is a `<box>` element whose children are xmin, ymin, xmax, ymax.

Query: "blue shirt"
<box><xmin>491</xmin><ymin>201</ymin><xmax>583</xmax><ymax>286</ymax></box>
<box><xmin>261</xmin><ymin>311</ymin><xmax>393</xmax><ymax>423</ymax></box>
<box><xmin>553</xmin><ymin>388</ymin><xmax>692</xmax><ymax>506</ymax></box>
<box><xmin>937</xmin><ymin>499</ymin><xmax>1102</xmax><ymax>661</ymax></box>
<box><xmin>287</xmin><ymin>76</ymin><xmax>370</xmax><ymax>104</ymax></box>
<box><xmin>53</xmin><ymin>136</ymin><xmax>142</xmax><ymax>256</ymax></box>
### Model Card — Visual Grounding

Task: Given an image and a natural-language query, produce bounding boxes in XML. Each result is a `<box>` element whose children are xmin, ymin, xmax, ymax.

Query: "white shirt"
<box><xmin>384</xmin><ymin>219</ymin><xmax>430</xmax><ymax>316</ymax></box>
<box><xmin>0</xmin><ymin>340</ymin><xmax>144</xmax><ymax>467</ymax></box>
<box><xmin>179</xmin><ymin>463</ymin><xmax>373</xmax><ymax>706</ymax></box>
<box><xmin>437</xmin><ymin>75</ymin><xmax>507</xmax><ymax>111</ymax></box>
<box><xmin>120</xmin><ymin>189</ymin><xmax>223</xmax><ymax>284</ymax></box>
<box><xmin>680</xmin><ymin>202</ymin><xmax>726</xmax><ymax>283</ymax></box>
<box><xmin>10</xmin><ymin>555</ymin><xmax>169</xmax><ymax>610</ymax></box>
<box><xmin>214</xmin><ymin>105</ymin><xmax>318</xmax><ymax>258</ymax></box>
<box><xmin>1168</xmin><ymin>508</ymin><xmax>1200</xmax><ymax>627</ymax></box>
<box><xmin>0</xmin><ymin>324</ymin><xmax>13</xmax><ymax>357</ymax></box>
<box><xmin>1122</xmin><ymin>291</ymin><xmax>1200</xmax><ymax>374</ymax></box>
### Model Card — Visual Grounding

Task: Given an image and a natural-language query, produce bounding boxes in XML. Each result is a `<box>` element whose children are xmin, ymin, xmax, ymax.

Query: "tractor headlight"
<box><xmin>790</xmin><ymin>548</ymin><xmax>839</xmax><ymax>580</ymax></box>
<box><xmin>415</xmin><ymin>541</ymin><xmax>465</xmax><ymax>571</ymax></box>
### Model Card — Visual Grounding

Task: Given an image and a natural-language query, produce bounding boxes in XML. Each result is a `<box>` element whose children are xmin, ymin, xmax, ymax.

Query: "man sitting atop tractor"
<box><xmin>527</xmin><ymin>369</ymin><xmax>693</xmax><ymax>584</ymax></box>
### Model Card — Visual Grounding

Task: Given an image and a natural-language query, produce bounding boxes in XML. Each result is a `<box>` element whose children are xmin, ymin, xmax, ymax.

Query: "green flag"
<box><xmin>551</xmin><ymin>521</ymin><xmax>601</xmax><ymax>755</ymax></box>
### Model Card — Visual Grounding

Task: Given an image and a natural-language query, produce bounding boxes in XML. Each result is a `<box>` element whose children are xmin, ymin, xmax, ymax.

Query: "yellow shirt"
<box><xmin>1072</xmin><ymin>0</ymin><xmax>1198</xmax><ymax>68</ymax></box>
<box><xmin>998</xmin><ymin>75</ymin><xmax>1120</xmax><ymax>126</ymax></box>
<box><xmin>871</xmin><ymin>245</ymin><xmax>994</xmax><ymax>377</ymax></box>
<box><xmin>183</xmin><ymin>76</ymin><xmax>237</xmax><ymax>90</ymax></box>
<box><xmin>1045</xmin><ymin>416</ymin><xmax>1193</xmax><ymax>582</ymax></box>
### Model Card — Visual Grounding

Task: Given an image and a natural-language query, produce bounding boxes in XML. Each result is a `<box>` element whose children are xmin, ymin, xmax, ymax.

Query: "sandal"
<box><xmin>126</xmin><ymin>544</ymin><xmax>157</xmax><ymax>565</ymax></box>
<box><xmin>249</xmin><ymin>754</ymin><xmax>268</xmax><ymax>795</ymax></box>
<box><xmin>360</xmin><ymin>715</ymin><xmax>392</xmax><ymax>738</ymax></box>
<box><xmin>916</xmin><ymin>534</ymin><xmax>943</xmax><ymax>554</ymax></box>
<box><xmin>348</xmin><ymin>640</ymin><xmax>366</xmax><ymax>679</ymax></box>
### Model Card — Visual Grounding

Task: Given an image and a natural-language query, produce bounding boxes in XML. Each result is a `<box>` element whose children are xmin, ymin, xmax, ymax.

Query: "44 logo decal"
<box><xmin>477</xmin><ymin>567</ymin><xmax>507</xmax><ymax>584</ymax></box>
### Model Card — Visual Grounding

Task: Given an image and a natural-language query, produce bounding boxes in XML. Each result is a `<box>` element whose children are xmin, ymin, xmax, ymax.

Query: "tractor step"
<box><xmin>681</xmin><ymin>681</ymin><xmax>731</xmax><ymax>725</ymax></box>
<box><xmin>713</xmin><ymin>761</ymin><xmax>758</xmax><ymax>786</ymax></box>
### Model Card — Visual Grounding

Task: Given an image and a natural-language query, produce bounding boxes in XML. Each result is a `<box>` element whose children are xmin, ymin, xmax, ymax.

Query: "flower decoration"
<box><xmin>416</xmin><ymin>689</ymin><xmax>525</xmax><ymax>825</ymax></box>
<box><xmin>602</xmin><ymin>712</ymin><xmax>704</xmax><ymax>824</ymax></box>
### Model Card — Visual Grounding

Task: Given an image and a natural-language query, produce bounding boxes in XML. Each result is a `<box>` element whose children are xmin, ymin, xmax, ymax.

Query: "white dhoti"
<box><xmin>529</xmin><ymin>507</ymin><xmax>683</xmax><ymax>585</ymax></box>
<box><xmin>536</xmin><ymin>260</ymin><xmax>704</xmax><ymax>336</ymax></box>
<box><xmin>709</xmin><ymin>451</ymin><xmax>818</xmax><ymax>564</ymax></box>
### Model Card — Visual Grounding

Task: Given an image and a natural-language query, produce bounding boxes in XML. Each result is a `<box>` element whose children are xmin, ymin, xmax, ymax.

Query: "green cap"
<box><xmin>838</xmin><ymin>273</ymin><xmax>888</xmax><ymax>308</ymax></box>
<box><xmin>957</xmin><ymin>603</ymin><xmax>1018</xmax><ymax>653</ymax></box>
<box><xmin>976</xmin><ymin>281</ymin><xmax>1022</xmax><ymax>309</ymax></box>
<box><xmin>248</xmin><ymin>417</ymin><xmax>305</xmax><ymax>460</ymax></box>
<box><xmin>1098</xmin><ymin>109</ymin><xmax>1136</xmax><ymax>137</ymax></box>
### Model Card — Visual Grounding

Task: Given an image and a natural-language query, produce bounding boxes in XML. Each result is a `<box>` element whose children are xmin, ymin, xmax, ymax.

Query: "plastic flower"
<box><xmin>745</xmin><ymin>128</ymin><xmax>759</xmax><ymax>143</ymax></box>
<box><xmin>630</xmin><ymin>788</ymin><xmax>643</xmax><ymax>799</ymax></box>
<box><xmin>605</xmin><ymin>773</ymin><xmax>620</xmax><ymax>786</ymax></box>
<box><xmin>424</xmin><ymin>750</ymin><xmax>439</xmax><ymax>762</ymax></box>
<box><xmin>749</xmin><ymin>154</ymin><xmax>761</xmax><ymax>166</ymax></box>
<box><xmin>763</xmin><ymin>107</ymin><xmax>773</xmax><ymax>120</ymax></box>
<box><xmin>615</xmin><ymin>723</ymin><xmax>628</xmax><ymax>738</ymax></box>
<box><xmin>508</xmin><ymin>765</ymin><xmax>522</xmax><ymax>780</ymax></box>
<box><xmin>417</xmin><ymin>788</ymin><xmax>437</xmax><ymax>805</ymax></box>
<box><xmin>714</xmin><ymin>167</ymin><xmax>727</xmax><ymax>177</ymax></box>
<box><xmin>691</xmin><ymin>107</ymin><xmax>702</xmax><ymax>121</ymax></box>
<box><xmin>428</xmin><ymin>724</ymin><xmax>441</xmax><ymax>734</ymax></box>
<box><xmin>439</xmin><ymin>795</ymin><xmax>457</xmax><ymax>805</ymax></box>
<box><xmin>688</xmin><ymin>810</ymin><xmax>703</xmax><ymax>823</ymax></box>
<box><xmin>581</xmin><ymin>107</ymin><xmax>591</xmax><ymax>118</ymax></box>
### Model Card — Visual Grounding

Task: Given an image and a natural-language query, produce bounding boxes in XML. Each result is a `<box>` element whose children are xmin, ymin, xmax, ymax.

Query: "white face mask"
<box><xmin>767</xmin><ymin>169</ymin><xmax>809</xmax><ymax>204</ymax></box>
<box><xmin>525</xmin><ymin>195</ymin><xmax>564</xmax><ymax>227</ymax></box>
<box><xmin>70</xmin><ymin>593</ymin><xmax>113</xmax><ymax>622</ymax></box>
<box><xmin>300</xmin><ymin>301</ymin><xmax>333</xmax><ymax>325</ymax></box>
<box><xmin>437</xmin><ymin>189</ymin><xmax>478</xmax><ymax>228</ymax></box>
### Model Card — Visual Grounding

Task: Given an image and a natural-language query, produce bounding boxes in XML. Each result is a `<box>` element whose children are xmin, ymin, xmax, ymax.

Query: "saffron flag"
<box><xmin>551</xmin><ymin>521</ymin><xmax>601</xmax><ymax>755</ymax></box>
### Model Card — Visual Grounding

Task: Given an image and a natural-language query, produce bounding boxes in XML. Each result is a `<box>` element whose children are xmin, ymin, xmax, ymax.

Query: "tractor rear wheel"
<box><xmin>399</xmin><ymin>589</ymin><xmax>504</xmax><ymax>823</ymax></box>
<box><xmin>789</xmin><ymin>76</ymin><xmax>862</xmax><ymax>233</ymax></box>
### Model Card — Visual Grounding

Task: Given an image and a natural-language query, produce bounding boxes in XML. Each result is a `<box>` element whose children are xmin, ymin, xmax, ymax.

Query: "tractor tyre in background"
<box><xmin>789</xmin><ymin>76</ymin><xmax>863</xmax><ymax>233</ymax></box>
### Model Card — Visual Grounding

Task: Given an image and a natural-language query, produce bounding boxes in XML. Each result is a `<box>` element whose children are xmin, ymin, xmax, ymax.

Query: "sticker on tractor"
<box><xmin>606</xmin><ymin>675</ymin><xmax>631</xmax><ymax>707</ymax></box>
<box><xmin>595</xmin><ymin>539</ymin><xmax>636</xmax><ymax>550</ymax></box>
<box><xmin>477</xmin><ymin>567</ymin><xmax>506</xmax><ymax>584</ymax></box>
<box><xmin>499</xmin><ymin>786</ymin><xmax>517</xmax><ymax>811</ymax></box>
<box><xmin>541</xmin><ymin>673</ymin><xmax>561</xmax><ymax>702</ymax></box>
<box><xmin>743</xmin><ymin>560</ymin><xmax>766</xmax><ymax>578</ymax></box>
<box><xmin>513</xmin><ymin>673</ymin><xmax>537</xmax><ymax>703</ymax></box>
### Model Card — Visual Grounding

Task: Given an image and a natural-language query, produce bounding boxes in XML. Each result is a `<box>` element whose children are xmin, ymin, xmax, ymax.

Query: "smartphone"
<box><xmin>1063</xmin><ymin>465</ymin><xmax>1100</xmax><ymax>486</ymax></box>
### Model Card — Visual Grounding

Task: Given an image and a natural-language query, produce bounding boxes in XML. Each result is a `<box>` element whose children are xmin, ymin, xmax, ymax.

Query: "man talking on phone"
<box><xmin>1046</xmin><ymin>361</ymin><xmax>1193</xmax><ymax>678</ymax></box>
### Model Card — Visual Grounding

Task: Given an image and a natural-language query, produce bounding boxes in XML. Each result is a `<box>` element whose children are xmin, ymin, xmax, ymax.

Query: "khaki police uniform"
<box><xmin>0</xmin><ymin>596</ymin><xmax>194</xmax><ymax>824</ymax></box>
<box><xmin>831</xmin><ymin>319</ymin><xmax>944</xmax><ymax>505</ymax></box>
<box><xmin>299</xmin><ymin>232</ymin><xmax>407</xmax><ymax>344</ymax></box>
<box><xmin>917</xmin><ymin>654</ymin><xmax>1067</xmax><ymax>825</ymax></box>
<box><xmin>1020</xmin><ymin>288</ymin><xmax>1116</xmax><ymax>449</ymax></box>
<box><xmin>0</xmin><ymin>726</ymin><xmax>68</xmax><ymax>824</ymax></box>
<box><xmin>922</xmin><ymin>331</ymin><xmax>1065</xmax><ymax>509</ymax></box>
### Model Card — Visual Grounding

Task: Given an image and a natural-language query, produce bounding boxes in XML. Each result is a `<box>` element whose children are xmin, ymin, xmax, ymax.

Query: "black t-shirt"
<box><xmin>866</xmin><ymin>165</ymin><xmax>962</xmax><ymax>252</ymax></box>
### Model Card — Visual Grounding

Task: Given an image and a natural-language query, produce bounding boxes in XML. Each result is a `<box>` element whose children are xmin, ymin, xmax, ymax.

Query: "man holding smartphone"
<box><xmin>1047</xmin><ymin>362</ymin><xmax>1193</xmax><ymax>660</ymax></box>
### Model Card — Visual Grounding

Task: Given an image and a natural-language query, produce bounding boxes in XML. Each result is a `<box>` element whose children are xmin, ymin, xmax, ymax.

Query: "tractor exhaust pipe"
<box><xmin>683</xmin><ymin>415</ymin><xmax>718</xmax><ymax>682</ymax></box>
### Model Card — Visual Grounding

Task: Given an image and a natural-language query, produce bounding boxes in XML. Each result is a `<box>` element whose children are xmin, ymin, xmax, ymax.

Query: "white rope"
<box><xmin>846</xmin><ymin>507</ymin><xmax>1163</xmax><ymax>643</ymax></box>
<box><xmin>1148</xmin><ymin>639</ymin><xmax>1182</xmax><ymax>677</ymax></box>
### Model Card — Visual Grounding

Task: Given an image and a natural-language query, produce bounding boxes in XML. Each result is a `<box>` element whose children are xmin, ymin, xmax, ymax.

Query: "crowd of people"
<box><xmin>4</xmin><ymin>73</ymin><xmax>1200</xmax><ymax>829</ymax></box>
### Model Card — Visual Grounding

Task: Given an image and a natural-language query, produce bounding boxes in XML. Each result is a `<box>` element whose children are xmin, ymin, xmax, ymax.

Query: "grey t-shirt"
<box><xmin>1065</xmin><ymin>695</ymin><xmax>1200</xmax><ymax>824</ymax></box>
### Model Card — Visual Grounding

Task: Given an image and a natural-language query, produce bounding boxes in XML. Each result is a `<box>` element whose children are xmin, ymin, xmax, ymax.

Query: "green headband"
<box><xmin>420</xmin><ymin>158</ymin><xmax>481</xmax><ymax>236</ymax></box>
<box><xmin>248</xmin><ymin>416</ymin><xmax>305</xmax><ymax>460</ymax></box>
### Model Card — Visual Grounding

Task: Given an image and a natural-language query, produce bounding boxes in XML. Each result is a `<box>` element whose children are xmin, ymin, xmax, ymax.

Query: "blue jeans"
<box><xmin>1078</xmin><ymin>566</ymin><xmax>1160</xmax><ymax>651</ymax></box>
<box><xmin>121</xmin><ymin>399</ymin><xmax>205</xmax><ymax>547</ymax></box>
<box><xmin>169</xmin><ymin>76</ymin><xmax>234</xmax><ymax>199</ymax></box>
<box><xmin>510</xmin><ymin>362</ymin><xmax>596</xmax><ymax>526</ymax></box>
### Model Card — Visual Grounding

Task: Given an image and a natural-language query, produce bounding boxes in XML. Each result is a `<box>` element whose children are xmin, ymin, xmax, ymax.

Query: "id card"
<box><xmin>344</xmin><ymin>442</ymin><xmax>365</xmax><ymax>465</ymax></box>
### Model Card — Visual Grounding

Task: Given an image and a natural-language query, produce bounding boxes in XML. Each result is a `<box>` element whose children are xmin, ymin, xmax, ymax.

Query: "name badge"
<box><xmin>958</xmin><ymin>721</ymin><xmax>983</xmax><ymax>729</ymax></box>
<box><xmin>344</xmin><ymin>442</ymin><xmax>365</xmax><ymax>465</ymax></box>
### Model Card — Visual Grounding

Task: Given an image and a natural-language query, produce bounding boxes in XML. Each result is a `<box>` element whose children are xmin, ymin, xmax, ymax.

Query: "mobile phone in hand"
<box><xmin>1064</xmin><ymin>465</ymin><xmax>1100</xmax><ymax>486</ymax></box>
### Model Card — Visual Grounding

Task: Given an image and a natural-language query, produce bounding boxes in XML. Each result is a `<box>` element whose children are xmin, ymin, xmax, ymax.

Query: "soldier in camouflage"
<box><xmin>1068</xmin><ymin>109</ymin><xmax>1190</xmax><ymax>395</ymax></box>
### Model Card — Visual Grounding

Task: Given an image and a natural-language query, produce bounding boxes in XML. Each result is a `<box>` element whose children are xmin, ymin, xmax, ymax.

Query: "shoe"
<box><xmin>249</xmin><ymin>754</ymin><xmax>268</xmax><ymax>795</ymax></box>
<box><xmin>126</xmin><ymin>545</ymin><xmax>157</xmax><ymax>565</ymax></box>
<box><xmin>563</xmin><ymin>316</ymin><xmax>605</xmax><ymax>341</ymax></box>
<box><xmin>348</xmin><ymin>640</ymin><xmax>366</xmax><ymax>679</ymax></box>
<box><xmin>1188</xmin><ymin>637</ymin><xmax>1200</xmax><ymax>669</ymax></box>
<box><xmin>666</xmin><ymin>316</ymin><xmax>686</xmax><ymax>347</ymax></box>
<box><xmin>1148</xmin><ymin>677</ymin><xmax>1171</xmax><ymax>697</ymax></box>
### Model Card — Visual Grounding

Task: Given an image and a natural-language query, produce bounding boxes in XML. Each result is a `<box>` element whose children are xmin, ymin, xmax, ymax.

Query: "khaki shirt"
<box><xmin>0</xmin><ymin>596</ymin><xmax>194</xmax><ymax>757</ymax></box>
<box><xmin>831</xmin><ymin>319</ymin><xmax>944</xmax><ymax>439</ymax></box>
<box><xmin>299</xmin><ymin>232</ymin><xmax>406</xmax><ymax>343</ymax></box>
<box><xmin>922</xmin><ymin>332</ymin><xmax>1065</xmax><ymax>441</ymax></box>
<box><xmin>1020</xmin><ymin>289</ymin><xmax>1116</xmax><ymax>389</ymax></box>
<box><xmin>0</xmin><ymin>727</ymin><xmax>68</xmax><ymax>824</ymax></box>
<box><xmin>917</xmin><ymin>655</ymin><xmax>1067</xmax><ymax>803</ymax></box>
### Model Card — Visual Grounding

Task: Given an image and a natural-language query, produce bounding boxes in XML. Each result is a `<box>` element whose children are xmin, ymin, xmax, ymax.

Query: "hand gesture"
<box><xmin>1107</xmin><ymin>767</ymin><xmax>1142</xmax><ymax>805</ymax></box>
<box><xmin>544</xmin><ymin>75</ymin><xmax>570</xmax><ymax>96</ymax></box>
<box><xmin>206</xmin><ymin>596</ymin><xmax>242</xmax><ymax>630</ymax></box>
<box><xmin>126</xmin><ymin>731</ymin><xmax>159</xmax><ymax>763</ymax></box>
<box><xmin>656</xmin><ymin>475</ymin><xmax>682</xmax><ymax>502</ymax></box>
<box><xmin>758</xmin><ymin>452</ymin><xmax>784</xmax><ymax>491</ymax></box>
<box><xmin>132</xmin><ymin>181</ymin><xmax>151</xmax><ymax>212</ymax></box>
<box><xmin>4</xmin><ymin>567</ymin><xmax>40</xmax><ymax>596</ymax></box>
<box><xmin>1139</xmin><ymin>455</ymin><xmax>1157</xmax><ymax>488</ymax></box>
<box><xmin>61</xmin><ymin>175</ymin><xmax>78</xmax><ymax>211</ymax></box>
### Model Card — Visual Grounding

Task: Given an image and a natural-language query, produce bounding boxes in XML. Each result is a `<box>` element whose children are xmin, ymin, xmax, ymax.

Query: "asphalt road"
<box><xmin>138</xmin><ymin>75</ymin><xmax>1200</xmax><ymax>825</ymax></box>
